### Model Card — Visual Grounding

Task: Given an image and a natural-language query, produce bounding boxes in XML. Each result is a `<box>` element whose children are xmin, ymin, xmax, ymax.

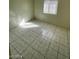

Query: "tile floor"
<box><xmin>9</xmin><ymin>20</ymin><xmax>70</xmax><ymax>59</ymax></box>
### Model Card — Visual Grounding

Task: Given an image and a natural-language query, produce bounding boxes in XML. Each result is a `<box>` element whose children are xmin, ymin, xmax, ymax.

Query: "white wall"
<box><xmin>34</xmin><ymin>0</ymin><xmax>70</xmax><ymax>29</ymax></box>
<box><xmin>9</xmin><ymin>0</ymin><xmax>34</xmax><ymax>29</ymax></box>
<box><xmin>9</xmin><ymin>0</ymin><xmax>70</xmax><ymax>29</ymax></box>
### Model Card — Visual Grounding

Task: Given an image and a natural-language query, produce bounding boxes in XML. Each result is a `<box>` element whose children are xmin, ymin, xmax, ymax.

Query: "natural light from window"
<box><xmin>19</xmin><ymin>19</ymin><xmax>39</xmax><ymax>28</ymax></box>
<box><xmin>43</xmin><ymin>0</ymin><xmax>58</xmax><ymax>15</ymax></box>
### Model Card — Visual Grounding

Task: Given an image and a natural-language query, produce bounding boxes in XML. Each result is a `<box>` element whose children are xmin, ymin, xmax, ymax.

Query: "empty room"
<box><xmin>9</xmin><ymin>0</ymin><xmax>70</xmax><ymax>59</ymax></box>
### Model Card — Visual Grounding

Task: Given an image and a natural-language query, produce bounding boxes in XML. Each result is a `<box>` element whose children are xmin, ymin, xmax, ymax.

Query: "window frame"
<box><xmin>43</xmin><ymin>0</ymin><xmax>58</xmax><ymax>15</ymax></box>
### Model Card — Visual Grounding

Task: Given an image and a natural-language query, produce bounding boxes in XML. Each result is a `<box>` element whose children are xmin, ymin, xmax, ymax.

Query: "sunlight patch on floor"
<box><xmin>19</xmin><ymin>19</ymin><xmax>39</xmax><ymax>28</ymax></box>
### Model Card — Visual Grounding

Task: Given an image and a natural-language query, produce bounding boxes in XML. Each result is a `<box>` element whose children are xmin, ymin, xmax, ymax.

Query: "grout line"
<box><xmin>10</xmin><ymin>29</ymin><xmax>43</xmax><ymax>56</ymax></box>
<box><xmin>56</xmin><ymin>42</ymin><xmax>69</xmax><ymax>59</ymax></box>
<box><xmin>31</xmin><ymin>46</ymin><xmax>45</xmax><ymax>57</ymax></box>
<box><xmin>44</xmin><ymin>41</ymin><xmax>51</xmax><ymax>59</ymax></box>
<box><xmin>57</xmin><ymin>41</ymin><xmax>60</xmax><ymax>59</ymax></box>
<box><xmin>9</xmin><ymin>44</ymin><xmax>22</xmax><ymax>59</ymax></box>
<box><xmin>9</xmin><ymin>26</ymin><xmax>18</xmax><ymax>32</ymax></box>
<box><xmin>9</xmin><ymin>21</ymin><xmax>69</xmax><ymax>59</ymax></box>
<box><xmin>44</xmin><ymin>30</ymin><xmax>56</xmax><ymax>59</ymax></box>
<box><xmin>9</xmin><ymin>46</ymin><xmax>12</xmax><ymax>59</ymax></box>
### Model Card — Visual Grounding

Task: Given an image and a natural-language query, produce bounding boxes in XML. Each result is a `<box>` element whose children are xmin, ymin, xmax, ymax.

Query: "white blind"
<box><xmin>43</xmin><ymin>0</ymin><xmax>58</xmax><ymax>15</ymax></box>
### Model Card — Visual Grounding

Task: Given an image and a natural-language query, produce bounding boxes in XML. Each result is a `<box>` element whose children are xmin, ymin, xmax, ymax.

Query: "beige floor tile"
<box><xmin>32</xmin><ymin>51</ymin><xmax>44</xmax><ymax>59</ymax></box>
<box><xmin>46</xmin><ymin>48</ymin><xmax>58</xmax><ymax>59</ymax></box>
<box><xmin>9</xmin><ymin>20</ymin><xmax>70</xmax><ymax>59</ymax></box>
<box><xmin>58</xmin><ymin>54</ymin><xmax>69</xmax><ymax>59</ymax></box>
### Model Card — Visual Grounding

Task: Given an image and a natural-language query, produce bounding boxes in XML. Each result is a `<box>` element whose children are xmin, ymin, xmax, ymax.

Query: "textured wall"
<box><xmin>34</xmin><ymin>0</ymin><xmax>70</xmax><ymax>29</ymax></box>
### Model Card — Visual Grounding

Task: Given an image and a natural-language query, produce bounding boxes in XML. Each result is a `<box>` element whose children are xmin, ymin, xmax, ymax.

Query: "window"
<box><xmin>43</xmin><ymin>0</ymin><xmax>58</xmax><ymax>15</ymax></box>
